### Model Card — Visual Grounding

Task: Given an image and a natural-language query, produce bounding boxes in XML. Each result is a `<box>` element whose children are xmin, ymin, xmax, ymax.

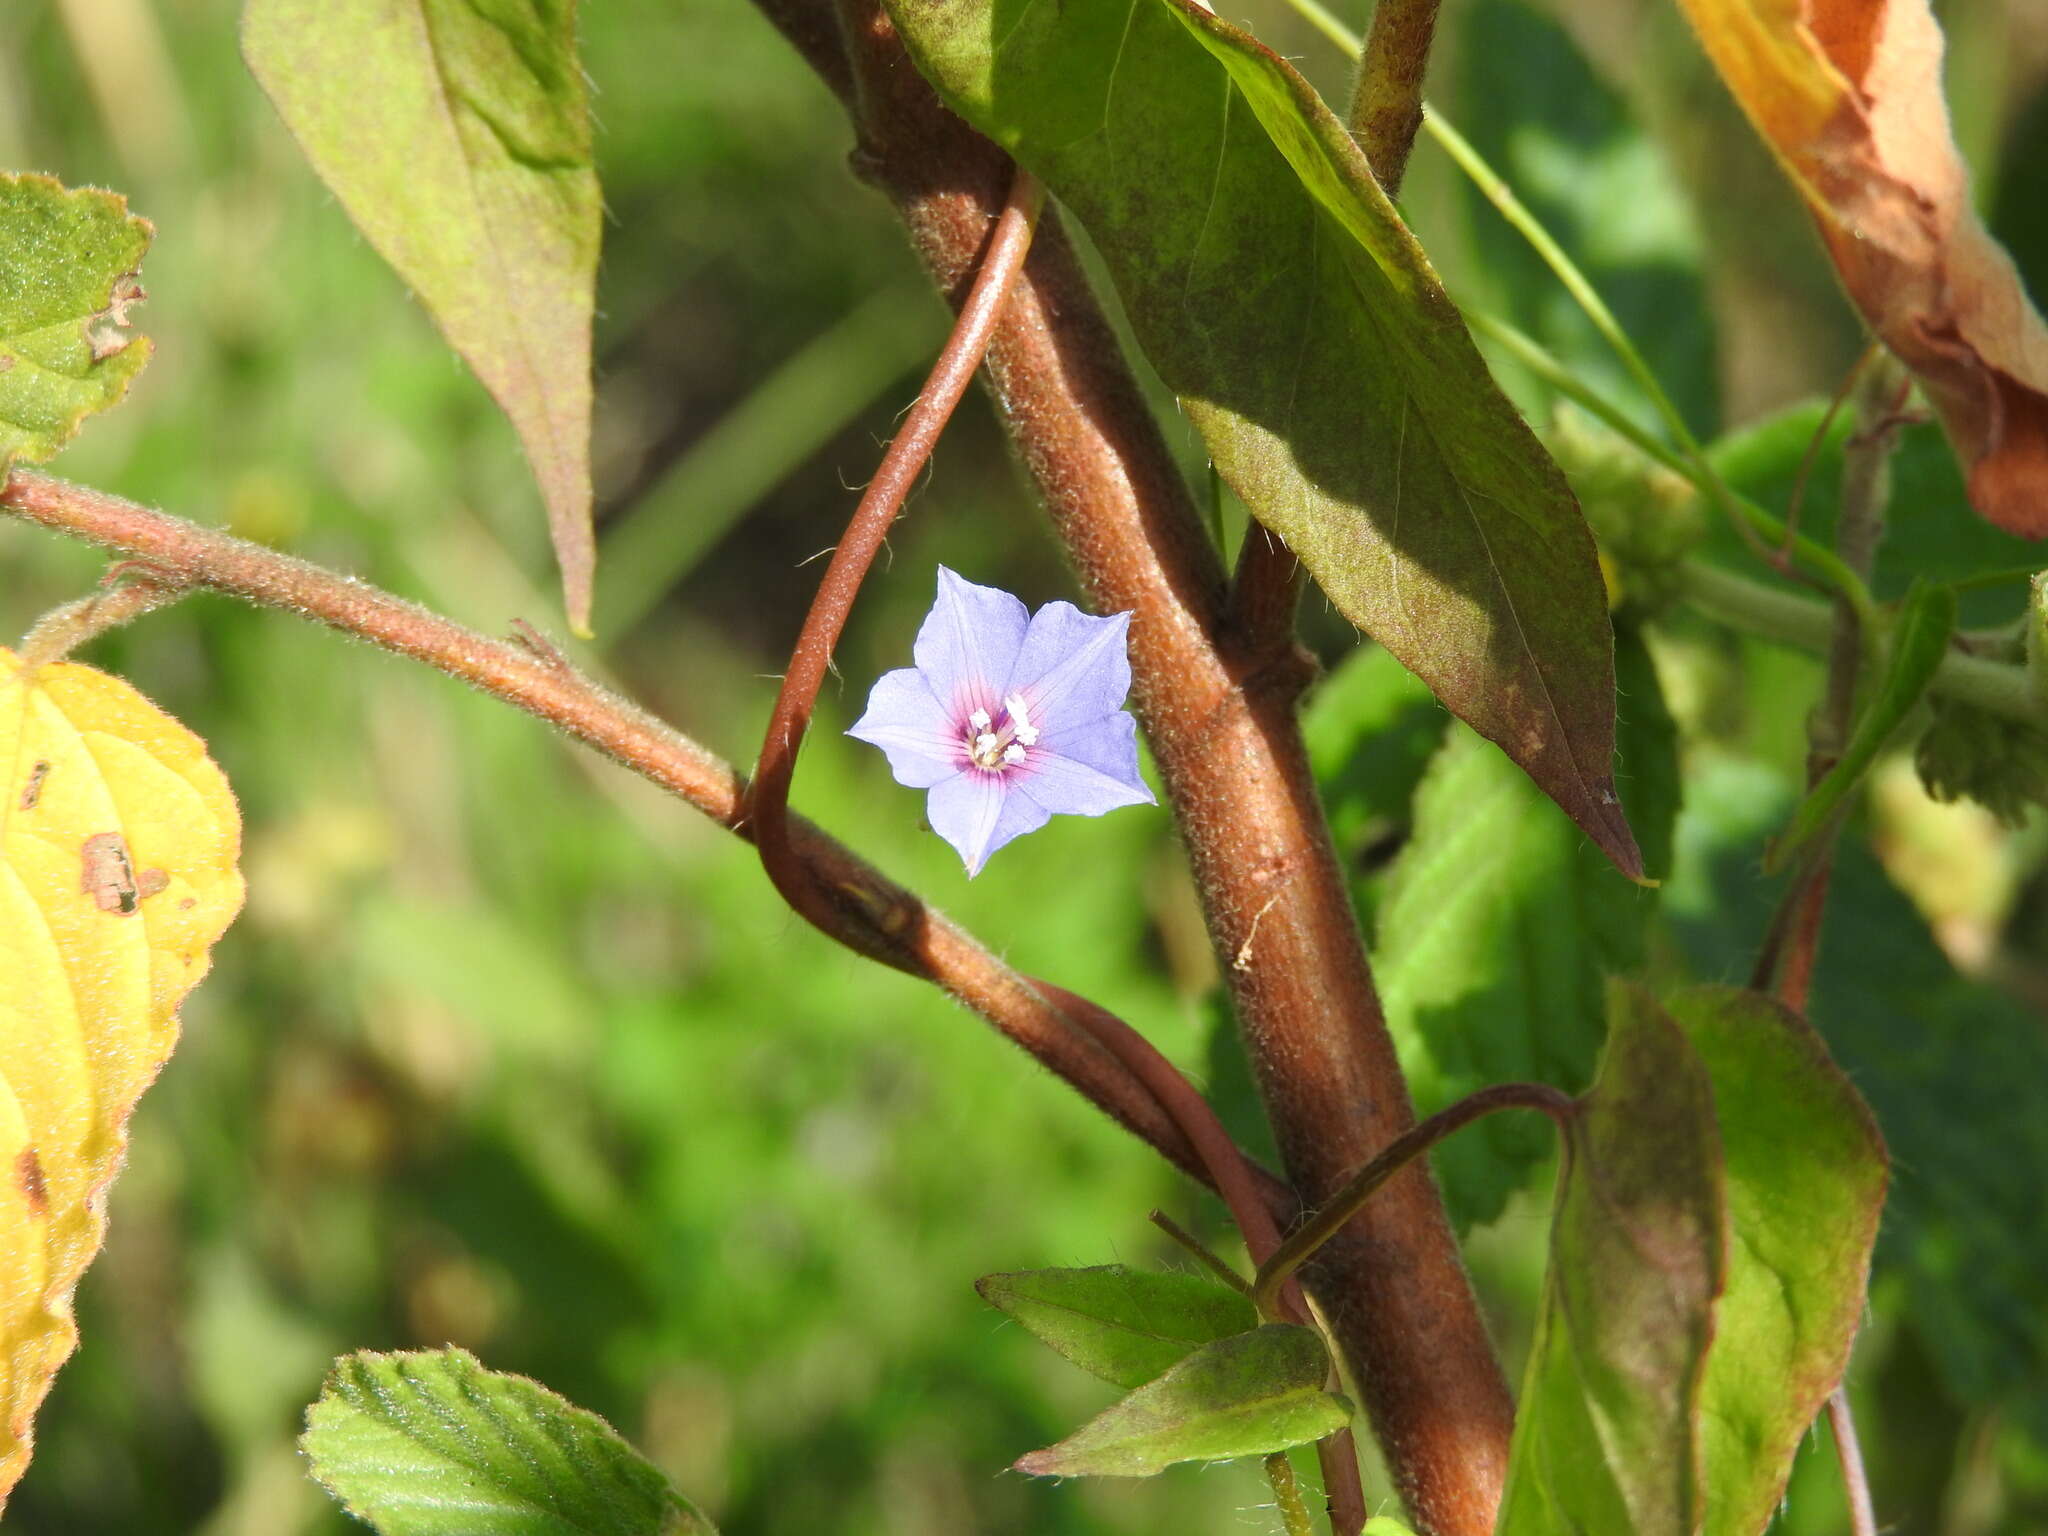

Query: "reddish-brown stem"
<box><xmin>1225</xmin><ymin>522</ymin><xmax>1310</xmax><ymax>685</ymax></box>
<box><xmin>1348</xmin><ymin>0</ymin><xmax>1442</xmax><ymax>198</ymax></box>
<box><xmin>825</xmin><ymin>5</ymin><xmax>1516</xmax><ymax>1528</ymax></box>
<box><xmin>1253</xmin><ymin>1082</ymin><xmax>1576</xmax><ymax>1321</ymax></box>
<box><xmin>0</xmin><ymin>468</ymin><xmax>1301</xmax><ymax>1218</ymax></box>
<box><xmin>750</xmin><ymin>167</ymin><xmax>1045</xmax><ymax>931</ymax></box>
<box><xmin>1827</xmin><ymin>1388</ymin><xmax>1878</xmax><ymax>1536</ymax></box>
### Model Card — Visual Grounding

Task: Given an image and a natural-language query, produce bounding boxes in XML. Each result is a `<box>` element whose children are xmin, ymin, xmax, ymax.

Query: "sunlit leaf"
<box><xmin>1672</xmin><ymin>0</ymin><xmax>2048</xmax><ymax>534</ymax></box>
<box><xmin>883</xmin><ymin>0</ymin><xmax>1642</xmax><ymax>876</ymax></box>
<box><xmin>1495</xmin><ymin>982</ymin><xmax>1722</xmax><ymax>1536</ymax></box>
<box><xmin>0</xmin><ymin>174</ymin><xmax>153</xmax><ymax>476</ymax></box>
<box><xmin>1768</xmin><ymin>580</ymin><xmax>1957</xmax><ymax>870</ymax></box>
<box><xmin>303</xmin><ymin>1348</ymin><xmax>716</xmax><ymax>1535</ymax></box>
<box><xmin>1666</xmin><ymin>986</ymin><xmax>1886</xmax><ymax>1536</ymax></box>
<box><xmin>1370</xmin><ymin>626</ymin><xmax>1674</xmax><ymax>1229</ymax></box>
<box><xmin>0</xmin><ymin>650</ymin><xmax>243</xmax><ymax>1508</ymax></box>
<box><xmin>242</xmin><ymin>0</ymin><xmax>604</xmax><ymax>631</ymax></box>
<box><xmin>977</xmin><ymin>1265</ymin><xmax>1256</xmax><ymax>1390</ymax></box>
<box><xmin>1013</xmin><ymin>1324</ymin><xmax>1350</xmax><ymax>1478</ymax></box>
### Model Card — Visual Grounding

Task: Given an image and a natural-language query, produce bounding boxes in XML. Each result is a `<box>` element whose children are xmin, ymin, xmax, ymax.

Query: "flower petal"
<box><xmin>927</xmin><ymin>770</ymin><xmax>1051</xmax><ymax>877</ymax></box>
<box><xmin>847</xmin><ymin>667</ymin><xmax>964</xmax><ymax>788</ymax></box>
<box><xmin>1022</xmin><ymin>712</ymin><xmax>1156</xmax><ymax>817</ymax></box>
<box><xmin>1009</xmin><ymin>602</ymin><xmax>1135</xmax><ymax>727</ymax></box>
<box><xmin>914</xmin><ymin>567</ymin><xmax>1030</xmax><ymax>720</ymax></box>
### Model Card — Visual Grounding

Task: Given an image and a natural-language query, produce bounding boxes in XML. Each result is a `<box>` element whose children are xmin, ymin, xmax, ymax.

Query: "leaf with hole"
<box><xmin>978</xmin><ymin>1265</ymin><xmax>1256</xmax><ymax>1389</ymax></box>
<box><xmin>242</xmin><ymin>0</ymin><xmax>604</xmax><ymax>632</ymax></box>
<box><xmin>883</xmin><ymin>0</ymin><xmax>1641</xmax><ymax>876</ymax></box>
<box><xmin>0</xmin><ymin>174</ymin><xmax>153</xmax><ymax>476</ymax></box>
<box><xmin>302</xmin><ymin>1348</ymin><xmax>716</xmax><ymax>1535</ymax></box>
<box><xmin>0</xmin><ymin>650</ymin><xmax>243</xmax><ymax>1509</ymax></box>
<box><xmin>1013</xmin><ymin>1324</ymin><xmax>1350</xmax><ymax>1478</ymax></box>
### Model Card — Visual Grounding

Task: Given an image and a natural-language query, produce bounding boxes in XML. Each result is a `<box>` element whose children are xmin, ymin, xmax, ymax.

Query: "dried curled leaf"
<box><xmin>0</xmin><ymin>649</ymin><xmax>243</xmax><ymax>1508</ymax></box>
<box><xmin>1673</xmin><ymin>0</ymin><xmax>2048</xmax><ymax>533</ymax></box>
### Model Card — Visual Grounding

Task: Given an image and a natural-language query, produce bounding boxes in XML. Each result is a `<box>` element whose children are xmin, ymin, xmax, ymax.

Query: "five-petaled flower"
<box><xmin>848</xmin><ymin>567</ymin><xmax>1156</xmax><ymax>876</ymax></box>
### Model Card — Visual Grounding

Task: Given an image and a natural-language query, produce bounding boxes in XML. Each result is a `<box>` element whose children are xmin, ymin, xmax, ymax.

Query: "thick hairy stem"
<box><xmin>1348</xmin><ymin>0</ymin><xmax>1442</xmax><ymax>199</ymax></box>
<box><xmin>824</xmin><ymin>5</ymin><xmax>1515</xmax><ymax>1528</ymax></box>
<box><xmin>0</xmin><ymin>468</ymin><xmax>1300</xmax><ymax>1217</ymax></box>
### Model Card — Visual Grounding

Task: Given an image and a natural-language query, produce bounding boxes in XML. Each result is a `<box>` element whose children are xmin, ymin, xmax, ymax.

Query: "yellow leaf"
<box><xmin>0</xmin><ymin>647</ymin><xmax>243</xmax><ymax>1508</ymax></box>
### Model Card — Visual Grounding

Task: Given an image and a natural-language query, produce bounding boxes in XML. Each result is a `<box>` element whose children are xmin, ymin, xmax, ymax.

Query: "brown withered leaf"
<box><xmin>1675</xmin><ymin>0</ymin><xmax>2048</xmax><ymax>533</ymax></box>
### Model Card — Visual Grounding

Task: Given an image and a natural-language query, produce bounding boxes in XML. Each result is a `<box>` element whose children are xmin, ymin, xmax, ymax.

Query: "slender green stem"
<box><xmin>1277</xmin><ymin>0</ymin><xmax>1881</xmax><ymax>638</ymax></box>
<box><xmin>1268</xmin><ymin>1452</ymin><xmax>1318</xmax><ymax>1536</ymax></box>
<box><xmin>1148</xmin><ymin>1208</ymin><xmax>1252</xmax><ymax>1294</ymax></box>
<box><xmin>1253</xmin><ymin>1082</ymin><xmax>1576</xmax><ymax>1322</ymax></box>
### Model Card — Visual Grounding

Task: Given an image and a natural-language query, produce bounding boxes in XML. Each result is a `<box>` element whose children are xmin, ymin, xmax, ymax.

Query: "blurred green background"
<box><xmin>4</xmin><ymin>0</ymin><xmax>2048</xmax><ymax>1532</ymax></box>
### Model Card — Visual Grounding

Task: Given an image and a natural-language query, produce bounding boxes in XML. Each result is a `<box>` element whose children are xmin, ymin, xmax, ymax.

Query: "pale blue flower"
<box><xmin>849</xmin><ymin>567</ymin><xmax>1156</xmax><ymax>876</ymax></box>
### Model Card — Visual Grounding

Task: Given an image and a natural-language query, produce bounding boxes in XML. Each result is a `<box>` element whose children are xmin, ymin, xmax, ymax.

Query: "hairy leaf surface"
<box><xmin>303</xmin><ymin>1348</ymin><xmax>715</xmax><ymax>1535</ymax></box>
<box><xmin>0</xmin><ymin>174</ymin><xmax>153</xmax><ymax>475</ymax></box>
<box><xmin>1013</xmin><ymin>1325</ymin><xmax>1349</xmax><ymax>1478</ymax></box>
<box><xmin>1495</xmin><ymin>983</ymin><xmax>1722</xmax><ymax>1536</ymax></box>
<box><xmin>977</xmin><ymin>1265</ymin><xmax>1256</xmax><ymax>1389</ymax></box>
<box><xmin>884</xmin><ymin>0</ymin><xmax>1640</xmax><ymax>875</ymax></box>
<box><xmin>1370</xmin><ymin>627</ymin><xmax>1674</xmax><ymax>1228</ymax></box>
<box><xmin>1666</xmin><ymin>986</ymin><xmax>1886</xmax><ymax>1536</ymax></box>
<box><xmin>242</xmin><ymin>0</ymin><xmax>604</xmax><ymax>630</ymax></box>
<box><xmin>0</xmin><ymin>651</ymin><xmax>243</xmax><ymax>1507</ymax></box>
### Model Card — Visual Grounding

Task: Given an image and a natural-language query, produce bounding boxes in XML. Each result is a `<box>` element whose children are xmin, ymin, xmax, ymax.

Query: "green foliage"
<box><xmin>1012</xmin><ymin>1326</ymin><xmax>1350</xmax><ymax>1478</ymax></box>
<box><xmin>1369</xmin><ymin>626</ymin><xmax>1675</xmax><ymax>1229</ymax></box>
<box><xmin>1666</xmin><ymin>986</ymin><xmax>1886</xmax><ymax>1536</ymax></box>
<box><xmin>0</xmin><ymin>172</ymin><xmax>152</xmax><ymax>474</ymax></box>
<box><xmin>1916</xmin><ymin>693</ymin><xmax>2048</xmax><ymax>824</ymax></box>
<box><xmin>1769</xmin><ymin>580</ymin><xmax>1958</xmax><ymax>869</ymax></box>
<box><xmin>303</xmin><ymin>1348</ymin><xmax>715</xmax><ymax>1535</ymax></box>
<box><xmin>1496</xmin><ymin>983</ymin><xmax>1722</xmax><ymax>1536</ymax></box>
<box><xmin>883</xmin><ymin>0</ymin><xmax>1641</xmax><ymax>877</ymax></box>
<box><xmin>242</xmin><ymin>0</ymin><xmax>603</xmax><ymax>630</ymax></box>
<box><xmin>976</xmin><ymin>1266</ymin><xmax>1256</xmax><ymax>1390</ymax></box>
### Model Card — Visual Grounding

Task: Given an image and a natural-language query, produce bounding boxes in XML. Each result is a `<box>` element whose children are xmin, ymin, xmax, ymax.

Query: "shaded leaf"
<box><xmin>1673</xmin><ymin>0</ymin><xmax>2048</xmax><ymax>533</ymax></box>
<box><xmin>1665</xmin><ymin>986</ymin><xmax>1887</xmax><ymax>1536</ymax></box>
<box><xmin>242</xmin><ymin>0</ymin><xmax>604</xmax><ymax>631</ymax></box>
<box><xmin>1014</xmin><ymin>1325</ymin><xmax>1349</xmax><ymax>1478</ymax></box>
<box><xmin>1768</xmin><ymin>579</ymin><xmax>1957</xmax><ymax>870</ymax></box>
<box><xmin>978</xmin><ymin>1265</ymin><xmax>1255</xmax><ymax>1390</ymax></box>
<box><xmin>1494</xmin><ymin>982</ymin><xmax>1722</xmax><ymax>1536</ymax></box>
<box><xmin>303</xmin><ymin>1348</ymin><xmax>715</xmax><ymax>1535</ymax></box>
<box><xmin>0</xmin><ymin>651</ymin><xmax>243</xmax><ymax>1508</ymax></box>
<box><xmin>0</xmin><ymin>173</ymin><xmax>153</xmax><ymax>475</ymax></box>
<box><xmin>1301</xmin><ymin>641</ymin><xmax>1448</xmax><ymax>896</ymax></box>
<box><xmin>885</xmin><ymin>0</ymin><xmax>1641</xmax><ymax>876</ymax></box>
<box><xmin>1370</xmin><ymin>625</ymin><xmax>1674</xmax><ymax>1229</ymax></box>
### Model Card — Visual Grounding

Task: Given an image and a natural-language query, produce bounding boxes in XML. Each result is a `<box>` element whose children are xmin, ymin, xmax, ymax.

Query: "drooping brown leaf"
<box><xmin>1674</xmin><ymin>0</ymin><xmax>2048</xmax><ymax>533</ymax></box>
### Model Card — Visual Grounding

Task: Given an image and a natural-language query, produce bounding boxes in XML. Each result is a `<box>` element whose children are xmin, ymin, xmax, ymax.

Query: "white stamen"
<box><xmin>1002</xmin><ymin>744</ymin><xmax>1026</xmax><ymax>765</ymax></box>
<box><xmin>969</xmin><ymin>708</ymin><xmax>991</xmax><ymax>730</ymax></box>
<box><xmin>1004</xmin><ymin>694</ymin><xmax>1038</xmax><ymax>745</ymax></box>
<box><xmin>976</xmin><ymin>732</ymin><xmax>1000</xmax><ymax>753</ymax></box>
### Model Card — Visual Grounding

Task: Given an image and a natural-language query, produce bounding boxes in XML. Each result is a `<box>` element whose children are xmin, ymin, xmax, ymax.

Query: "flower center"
<box><xmin>965</xmin><ymin>694</ymin><xmax>1039</xmax><ymax>772</ymax></box>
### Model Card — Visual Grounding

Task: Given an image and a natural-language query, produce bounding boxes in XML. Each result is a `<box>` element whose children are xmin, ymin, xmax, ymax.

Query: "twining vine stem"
<box><xmin>1252</xmin><ymin>1082</ymin><xmax>1577</xmax><ymax>1322</ymax></box>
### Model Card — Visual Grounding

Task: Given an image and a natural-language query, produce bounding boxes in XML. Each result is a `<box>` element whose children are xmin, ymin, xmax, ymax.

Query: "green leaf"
<box><xmin>242</xmin><ymin>0</ymin><xmax>604</xmax><ymax>632</ymax></box>
<box><xmin>884</xmin><ymin>0</ymin><xmax>1642</xmax><ymax>877</ymax></box>
<box><xmin>1303</xmin><ymin>641</ymin><xmax>1448</xmax><ymax>881</ymax></box>
<box><xmin>302</xmin><ymin>1348</ymin><xmax>715</xmax><ymax>1536</ymax></box>
<box><xmin>977</xmin><ymin>1265</ymin><xmax>1256</xmax><ymax>1389</ymax></box>
<box><xmin>1013</xmin><ymin>1325</ymin><xmax>1350</xmax><ymax>1478</ymax></box>
<box><xmin>1495</xmin><ymin>983</ymin><xmax>1722</xmax><ymax>1536</ymax></box>
<box><xmin>1369</xmin><ymin>625</ymin><xmax>1674</xmax><ymax>1229</ymax></box>
<box><xmin>0</xmin><ymin>173</ymin><xmax>153</xmax><ymax>475</ymax></box>
<box><xmin>1664</xmin><ymin>986</ymin><xmax>1887</xmax><ymax>1536</ymax></box>
<box><xmin>1767</xmin><ymin>580</ymin><xmax>1958</xmax><ymax>871</ymax></box>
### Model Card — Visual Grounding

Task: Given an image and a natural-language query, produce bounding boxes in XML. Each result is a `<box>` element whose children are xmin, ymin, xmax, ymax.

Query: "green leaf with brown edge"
<box><xmin>242</xmin><ymin>0</ymin><xmax>603</xmax><ymax>633</ymax></box>
<box><xmin>977</xmin><ymin>1265</ymin><xmax>1257</xmax><ymax>1390</ymax></box>
<box><xmin>303</xmin><ymin>1348</ymin><xmax>716</xmax><ymax>1535</ymax></box>
<box><xmin>882</xmin><ymin>0</ymin><xmax>1641</xmax><ymax>877</ymax></box>
<box><xmin>1664</xmin><ymin>985</ymin><xmax>1887</xmax><ymax>1536</ymax></box>
<box><xmin>1013</xmin><ymin>1325</ymin><xmax>1350</xmax><ymax>1478</ymax></box>
<box><xmin>1495</xmin><ymin>982</ymin><xmax>1723</xmax><ymax>1536</ymax></box>
<box><xmin>0</xmin><ymin>173</ymin><xmax>152</xmax><ymax>475</ymax></box>
<box><xmin>1767</xmin><ymin>580</ymin><xmax>1957</xmax><ymax>872</ymax></box>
